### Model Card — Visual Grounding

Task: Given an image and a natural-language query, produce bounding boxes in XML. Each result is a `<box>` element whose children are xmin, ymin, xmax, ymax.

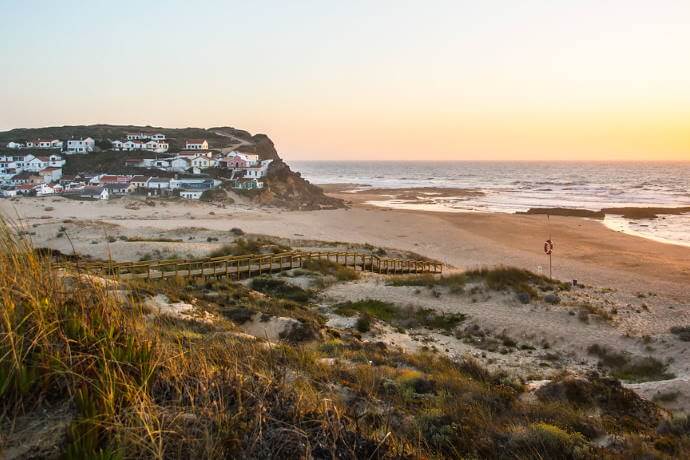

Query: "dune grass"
<box><xmin>334</xmin><ymin>299</ymin><xmax>466</xmax><ymax>332</ymax></box>
<box><xmin>388</xmin><ymin>266</ymin><xmax>570</xmax><ymax>297</ymax></box>
<box><xmin>2</xmin><ymin>218</ymin><xmax>689</xmax><ymax>458</ymax></box>
<box><xmin>301</xmin><ymin>258</ymin><xmax>360</xmax><ymax>281</ymax></box>
<box><xmin>209</xmin><ymin>237</ymin><xmax>290</xmax><ymax>257</ymax></box>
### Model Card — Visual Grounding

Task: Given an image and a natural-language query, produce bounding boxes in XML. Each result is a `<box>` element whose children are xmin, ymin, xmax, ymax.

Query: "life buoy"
<box><xmin>544</xmin><ymin>239</ymin><xmax>554</xmax><ymax>255</ymax></box>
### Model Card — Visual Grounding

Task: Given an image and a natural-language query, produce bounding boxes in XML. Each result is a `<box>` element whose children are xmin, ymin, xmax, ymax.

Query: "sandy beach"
<box><xmin>2</xmin><ymin>193</ymin><xmax>689</xmax><ymax>302</ymax></box>
<box><xmin>3</xmin><ymin>193</ymin><xmax>690</xmax><ymax>412</ymax></box>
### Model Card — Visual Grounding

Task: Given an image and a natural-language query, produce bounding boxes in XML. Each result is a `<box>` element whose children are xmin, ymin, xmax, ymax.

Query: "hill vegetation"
<box><xmin>0</xmin><ymin>124</ymin><xmax>344</xmax><ymax>210</ymax></box>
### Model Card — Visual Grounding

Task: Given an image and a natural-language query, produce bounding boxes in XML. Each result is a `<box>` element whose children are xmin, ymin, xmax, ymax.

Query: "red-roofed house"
<box><xmin>39</xmin><ymin>167</ymin><xmax>63</xmax><ymax>183</ymax></box>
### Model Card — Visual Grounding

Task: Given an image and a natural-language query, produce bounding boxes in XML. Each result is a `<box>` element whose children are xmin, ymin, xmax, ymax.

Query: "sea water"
<box><xmin>292</xmin><ymin>161</ymin><xmax>690</xmax><ymax>247</ymax></box>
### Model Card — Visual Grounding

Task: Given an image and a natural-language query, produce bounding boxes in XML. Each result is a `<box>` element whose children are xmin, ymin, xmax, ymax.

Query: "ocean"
<box><xmin>291</xmin><ymin>161</ymin><xmax>690</xmax><ymax>247</ymax></box>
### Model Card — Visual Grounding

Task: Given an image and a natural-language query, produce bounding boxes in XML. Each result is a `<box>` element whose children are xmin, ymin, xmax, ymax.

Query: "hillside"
<box><xmin>0</xmin><ymin>124</ymin><xmax>343</xmax><ymax>210</ymax></box>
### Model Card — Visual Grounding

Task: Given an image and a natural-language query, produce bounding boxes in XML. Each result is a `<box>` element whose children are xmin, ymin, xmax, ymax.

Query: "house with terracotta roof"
<box><xmin>95</xmin><ymin>175</ymin><xmax>132</xmax><ymax>185</ymax></box>
<box><xmin>128</xmin><ymin>175</ymin><xmax>151</xmax><ymax>192</ymax></box>
<box><xmin>16</xmin><ymin>183</ymin><xmax>37</xmax><ymax>195</ymax></box>
<box><xmin>39</xmin><ymin>167</ymin><xmax>63</xmax><ymax>183</ymax></box>
<box><xmin>11</xmin><ymin>171</ymin><xmax>42</xmax><ymax>185</ymax></box>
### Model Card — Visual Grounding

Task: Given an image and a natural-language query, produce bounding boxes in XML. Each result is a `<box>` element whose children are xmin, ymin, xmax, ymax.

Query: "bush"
<box><xmin>302</xmin><ymin>259</ymin><xmax>359</xmax><ymax>281</ymax></box>
<box><xmin>508</xmin><ymin>423</ymin><xmax>587</xmax><ymax>459</ymax></box>
<box><xmin>587</xmin><ymin>344</ymin><xmax>674</xmax><ymax>382</ymax></box>
<box><xmin>465</xmin><ymin>266</ymin><xmax>569</xmax><ymax>297</ymax></box>
<box><xmin>389</xmin><ymin>273</ymin><xmax>466</xmax><ymax>293</ymax></box>
<box><xmin>388</xmin><ymin>267</ymin><xmax>569</xmax><ymax>298</ymax></box>
<box><xmin>334</xmin><ymin>299</ymin><xmax>465</xmax><ymax>332</ymax></box>
<box><xmin>209</xmin><ymin>238</ymin><xmax>290</xmax><ymax>257</ymax></box>
<box><xmin>250</xmin><ymin>276</ymin><xmax>312</xmax><ymax>302</ymax></box>
<box><xmin>670</xmin><ymin>326</ymin><xmax>690</xmax><ymax>341</ymax></box>
<box><xmin>199</xmin><ymin>188</ymin><xmax>230</xmax><ymax>202</ymax></box>
<box><xmin>355</xmin><ymin>314</ymin><xmax>372</xmax><ymax>333</ymax></box>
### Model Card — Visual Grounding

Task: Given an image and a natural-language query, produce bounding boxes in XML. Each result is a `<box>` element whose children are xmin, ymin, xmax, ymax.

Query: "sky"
<box><xmin>1</xmin><ymin>0</ymin><xmax>689</xmax><ymax>161</ymax></box>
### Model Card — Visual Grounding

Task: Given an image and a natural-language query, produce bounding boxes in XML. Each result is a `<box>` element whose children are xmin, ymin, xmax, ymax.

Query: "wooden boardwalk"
<box><xmin>62</xmin><ymin>251</ymin><xmax>443</xmax><ymax>281</ymax></box>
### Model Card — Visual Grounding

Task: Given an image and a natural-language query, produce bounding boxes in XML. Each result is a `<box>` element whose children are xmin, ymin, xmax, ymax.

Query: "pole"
<box><xmin>547</xmin><ymin>214</ymin><xmax>552</xmax><ymax>279</ymax></box>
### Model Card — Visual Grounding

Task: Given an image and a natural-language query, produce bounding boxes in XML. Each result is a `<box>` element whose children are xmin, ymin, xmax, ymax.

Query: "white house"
<box><xmin>185</xmin><ymin>139</ymin><xmax>209</xmax><ymax>150</ymax></box>
<box><xmin>179</xmin><ymin>190</ymin><xmax>204</xmax><ymax>200</ymax></box>
<box><xmin>45</xmin><ymin>154</ymin><xmax>66</xmax><ymax>168</ymax></box>
<box><xmin>66</xmin><ymin>138</ymin><xmax>95</xmax><ymax>154</ymax></box>
<box><xmin>126</xmin><ymin>132</ymin><xmax>166</xmax><ymax>141</ymax></box>
<box><xmin>26</xmin><ymin>139</ymin><xmax>63</xmax><ymax>149</ymax></box>
<box><xmin>141</xmin><ymin>158</ymin><xmax>171</xmax><ymax>169</ymax></box>
<box><xmin>190</xmin><ymin>155</ymin><xmax>211</xmax><ymax>169</ymax></box>
<box><xmin>128</xmin><ymin>175</ymin><xmax>150</xmax><ymax>192</ymax></box>
<box><xmin>104</xmin><ymin>183</ymin><xmax>129</xmax><ymax>195</ymax></box>
<box><xmin>146</xmin><ymin>177</ymin><xmax>171</xmax><ymax>190</ymax></box>
<box><xmin>143</xmin><ymin>140</ymin><xmax>169</xmax><ymax>153</ymax></box>
<box><xmin>170</xmin><ymin>157</ymin><xmax>191</xmax><ymax>171</ymax></box>
<box><xmin>80</xmin><ymin>186</ymin><xmax>109</xmax><ymax>200</ymax></box>
<box><xmin>112</xmin><ymin>139</ymin><xmax>168</xmax><ymax>153</ymax></box>
<box><xmin>169</xmin><ymin>178</ymin><xmax>218</xmax><ymax>190</ymax></box>
<box><xmin>35</xmin><ymin>183</ymin><xmax>63</xmax><ymax>196</ymax></box>
<box><xmin>243</xmin><ymin>159</ymin><xmax>273</xmax><ymax>179</ymax></box>
<box><xmin>23</xmin><ymin>155</ymin><xmax>47</xmax><ymax>172</ymax></box>
<box><xmin>6</xmin><ymin>142</ymin><xmax>24</xmax><ymax>149</ymax></box>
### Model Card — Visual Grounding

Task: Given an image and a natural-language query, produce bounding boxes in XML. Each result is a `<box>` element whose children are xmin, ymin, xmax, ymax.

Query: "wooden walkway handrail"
<box><xmin>55</xmin><ymin>250</ymin><xmax>442</xmax><ymax>281</ymax></box>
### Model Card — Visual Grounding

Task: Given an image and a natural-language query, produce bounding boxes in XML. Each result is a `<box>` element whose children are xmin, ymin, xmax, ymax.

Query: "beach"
<box><xmin>2</xmin><ymin>193</ymin><xmax>688</xmax><ymax>308</ymax></box>
<box><xmin>3</xmin><ymin>193</ymin><xmax>690</xmax><ymax>411</ymax></box>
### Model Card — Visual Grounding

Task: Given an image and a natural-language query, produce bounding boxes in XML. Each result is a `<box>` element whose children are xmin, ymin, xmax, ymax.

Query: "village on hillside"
<box><xmin>0</xmin><ymin>132</ymin><xmax>272</xmax><ymax>200</ymax></box>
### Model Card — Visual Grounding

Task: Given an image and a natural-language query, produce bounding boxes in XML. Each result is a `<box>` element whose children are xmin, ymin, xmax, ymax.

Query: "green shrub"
<box><xmin>508</xmin><ymin>422</ymin><xmax>587</xmax><ymax>459</ymax></box>
<box><xmin>388</xmin><ymin>267</ymin><xmax>568</xmax><ymax>298</ymax></box>
<box><xmin>250</xmin><ymin>276</ymin><xmax>312</xmax><ymax>302</ymax></box>
<box><xmin>355</xmin><ymin>314</ymin><xmax>372</xmax><ymax>333</ymax></box>
<box><xmin>587</xmin><ymin>344</ymin><xmax>674</xmax><ymax>382</ymax></box>
<box><xmin>334</xmin><ymin>299</ymin><xmax>465</xmax><ymax>332</ymax></box>
<box><xmin>302</xmin><ymin>258</ymin><xmax>359</xmax><ymax>281</ymax></box>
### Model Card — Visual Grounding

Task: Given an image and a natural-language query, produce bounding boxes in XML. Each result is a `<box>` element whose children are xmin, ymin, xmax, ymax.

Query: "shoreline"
<box><xmin>322</xmin><ymin>184</ymin><xmax>690</xmax><ymax>249</ymax></box>
<box><xmin>2</xmin><ymin>195</ymin><xmax>689</xmax><ymax>295</ymax></box>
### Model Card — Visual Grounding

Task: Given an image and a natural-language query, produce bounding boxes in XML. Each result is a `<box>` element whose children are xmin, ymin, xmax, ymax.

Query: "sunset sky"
<box><xmin>1</xmin><ymin>0</ymin><xmax>689</xmax><ymax>161</ymax></box>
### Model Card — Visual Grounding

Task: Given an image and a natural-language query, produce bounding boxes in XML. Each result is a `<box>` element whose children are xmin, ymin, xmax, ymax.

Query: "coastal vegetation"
<box><xmin>2</xmin><ymin>219</ymin><xmax>690</xmax><ymax>458</ymax></box>
<box><xmin>333</xmin><ymin>299</ymin><xmax>466</xmax><ymax>333</ymax></box>
<box><xmin>388</xmin><ymin>266</ymin><xmax>570</xmax><ymax>298</ymax></box>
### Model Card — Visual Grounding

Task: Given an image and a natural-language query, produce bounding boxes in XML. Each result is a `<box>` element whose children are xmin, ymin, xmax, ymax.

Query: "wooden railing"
<box><xmin>58</xmin><ymin>251</ymin><xmax>442</xmax><ymax>281</ymax></box>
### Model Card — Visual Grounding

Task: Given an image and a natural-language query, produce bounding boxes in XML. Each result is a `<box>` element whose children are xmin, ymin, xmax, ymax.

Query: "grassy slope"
<box><xmin>2</xmin><ymin>220</ymin><xmax>689</xmax><ymax>459</ymax></box>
